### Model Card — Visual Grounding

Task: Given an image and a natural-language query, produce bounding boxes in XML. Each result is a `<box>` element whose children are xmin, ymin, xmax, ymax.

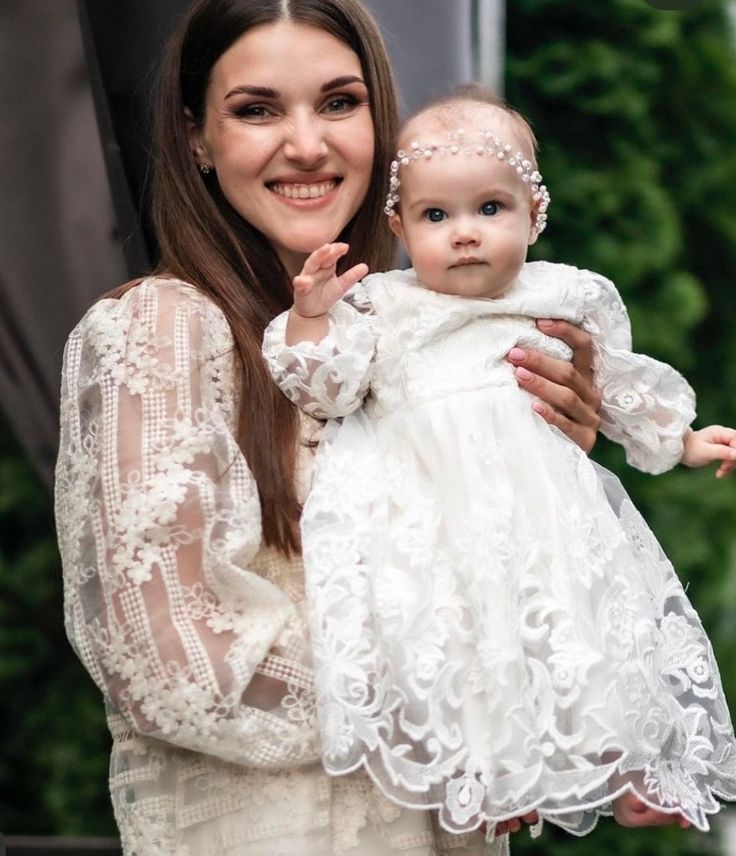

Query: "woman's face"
<box><xmin>190</xmin><ymin>21</ymin><xmax>375</xmax><ymax>277</ymax></box>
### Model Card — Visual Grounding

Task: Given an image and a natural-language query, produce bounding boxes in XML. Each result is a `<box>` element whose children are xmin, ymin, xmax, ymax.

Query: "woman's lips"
<box><xmin>268</xmin><ymin>178</ymin><xmax>340</xmax><ymax>199</ymax></box>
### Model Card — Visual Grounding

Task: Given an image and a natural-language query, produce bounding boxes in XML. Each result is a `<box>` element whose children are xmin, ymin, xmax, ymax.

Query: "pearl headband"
<box><xmin>384</xmin><ymin>128</ymin><xmax>550</xmax><ymax>234</ymax></box>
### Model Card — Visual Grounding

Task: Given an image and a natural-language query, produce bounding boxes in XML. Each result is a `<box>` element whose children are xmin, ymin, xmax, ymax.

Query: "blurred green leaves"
<box><xmin>508</xmin><ymin>0</ymin><xmax>736</xmax><ymax>852</ymax></box>
<box><xmin>0</xmin><ymin>419</ymin><xmax>116</xmax><ymax>835</ymax></box>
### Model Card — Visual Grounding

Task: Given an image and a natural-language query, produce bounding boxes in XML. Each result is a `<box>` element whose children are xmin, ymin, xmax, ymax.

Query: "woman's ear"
<box><xmin>185</xmin><ymin>107</ymin><xmax>212</xmax><ymax>171</ymax></box>
<box><xmin>388</xmin><ymin>213</ymin><xmax>404</xmax><ymax>241</ymax></box>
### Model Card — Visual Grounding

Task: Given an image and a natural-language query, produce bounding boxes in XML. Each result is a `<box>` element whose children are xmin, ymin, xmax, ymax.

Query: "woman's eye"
<box><xmin>233</xmin><ymin>103</ymin><xmax>273</xmax><ymax>119</ymax></box>
<box><xmin>424</xmin><ymin>209</ymin><xmax>447</xmax><ymax>223</ymax></box>
<box><xmin>480</xmin><ymin>201</ymin><xmax>500</xmax><ymax>216</ymax></box>
<box><xmin>323</xmin><ymin>95</ymin><xmax>360</xmax><ymax>114</ymax></box>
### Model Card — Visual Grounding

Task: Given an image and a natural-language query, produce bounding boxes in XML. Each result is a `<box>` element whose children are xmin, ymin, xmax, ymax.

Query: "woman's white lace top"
<box><xmin>55</xmin><ymin>278</ymin><xmax>493</xmax><ymax>856</ymax></box>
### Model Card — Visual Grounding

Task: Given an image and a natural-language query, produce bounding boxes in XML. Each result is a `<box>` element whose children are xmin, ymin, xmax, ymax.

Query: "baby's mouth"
<box><xmin>451</xmin><ymin>257</ymin><xmax>487</xmax><ymax>268</ymax></box>
<box><xmin>268</xmin><ymin>179</ymin><xmax>340</xmax><ymax>199</ymax></box>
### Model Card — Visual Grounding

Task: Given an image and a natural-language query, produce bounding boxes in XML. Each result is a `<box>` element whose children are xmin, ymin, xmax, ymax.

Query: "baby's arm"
<box><xmin>262</xmin><ymin>243</ymin><xmax>375</xmax><ymax>420</ymax></box>
<box><xmin>681</xmin><ymin>425</ymin><xmax>736</xmax><ymax>478</ymax></box>
<box><xmin>581</xmin><ymin>272</ymin><xmax>697</xmax><ymax>474</ymax></box>
<box><xmin>286</xmin><ymin>243</ymin><xmax>368</xmax><ymax>345</ymax></box>
<box><xmin>583</xmin><ymin>273</ymin><xmax>735</xmax><ymax>478</ymax></box>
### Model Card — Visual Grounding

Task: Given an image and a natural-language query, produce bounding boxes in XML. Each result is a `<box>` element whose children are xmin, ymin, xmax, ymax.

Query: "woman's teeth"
<box><xmin>270</xmin><ymin>180</ymin><xmax>337</xmax><ymax>199</ymax></box>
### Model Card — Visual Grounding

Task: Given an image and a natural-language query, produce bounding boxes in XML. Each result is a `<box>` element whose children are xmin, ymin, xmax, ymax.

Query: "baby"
<box><xmin>263</xmin><ymin>85</ymin><xmax>736</xmax><ymax>841</ymax></box>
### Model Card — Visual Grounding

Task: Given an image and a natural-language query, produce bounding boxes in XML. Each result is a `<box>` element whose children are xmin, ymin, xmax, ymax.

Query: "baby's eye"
<box><xmin>480</xmin><ymin>201</ymin><xmax>500</xmax><ymax>216</ymax></box>
<box><xmin>424</xmin><ymin>208</ymin><xmax>447</xmax><ymax>223</ymax></box>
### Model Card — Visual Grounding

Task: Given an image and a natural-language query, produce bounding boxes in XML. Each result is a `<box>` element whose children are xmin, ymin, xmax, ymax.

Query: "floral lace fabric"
<box><xmin>55</xmin><ymin>278</ymin><xmax>495</xmax><ymax>855</ymax></box>
<box><xmin>263</xmin><ymin>262</ymin><xmax>736</xmax><ymax>836</ymax></box>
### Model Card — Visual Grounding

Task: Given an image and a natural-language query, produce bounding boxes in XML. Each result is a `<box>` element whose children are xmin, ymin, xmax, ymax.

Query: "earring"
<box><xmin>198</xmin><ymin>162</ymin><xmax>213</xmax><ymax>175</ymax></box>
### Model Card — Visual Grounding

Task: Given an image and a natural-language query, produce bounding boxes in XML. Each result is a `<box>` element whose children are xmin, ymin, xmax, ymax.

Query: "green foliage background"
<box><xmin>0</xmin><ymin>420</ymin><xmax>115</xmax><ymax>835</ymax></box>
<box><xmin>506</xmin><ymin>0</ymin><xmax>736</xmax><ymax>853</ymax></box>
<box><xmin>1</xmin><ymin>0</ymin><xmax>735</xmax><ymax>848</ymax></box>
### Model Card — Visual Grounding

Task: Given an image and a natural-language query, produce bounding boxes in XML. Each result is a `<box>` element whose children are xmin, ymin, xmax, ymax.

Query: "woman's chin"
<box><xmin>274</xmin><ymin>231</ymin><xmax>347</xmax><ymax>274</ymax></box>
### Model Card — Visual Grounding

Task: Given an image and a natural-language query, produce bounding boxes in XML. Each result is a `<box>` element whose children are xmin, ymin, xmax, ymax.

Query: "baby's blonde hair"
<box><xmin>399</xmin><ymin>83</ymin><xmax>539</xmax><ymax>169</ymax></box>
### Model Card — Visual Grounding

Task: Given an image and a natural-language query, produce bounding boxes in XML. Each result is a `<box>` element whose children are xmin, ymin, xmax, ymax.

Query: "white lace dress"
<box><xmin>263</xmin><ymin>261</ymin><xmax>736</xmax><ymax>837</ymax></box>
<box><xmin>55</xmin><ymin>278</ymin><xmax>493</xmax><ymax>856</ymax></box>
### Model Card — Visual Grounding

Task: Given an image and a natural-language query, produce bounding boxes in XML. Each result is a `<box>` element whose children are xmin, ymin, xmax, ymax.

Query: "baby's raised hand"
<box><xmin>681</xmin><ymin>425</ymin><xmax>736</xmax><ymax>478</ymax></box>
<box><xmin>292</xmin><ymin>243</ymin><xmax>368</xmax><ymax>319</ymax></box>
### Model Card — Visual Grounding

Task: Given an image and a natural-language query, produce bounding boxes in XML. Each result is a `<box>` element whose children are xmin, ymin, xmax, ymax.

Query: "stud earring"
<box><xmin>198</xmin><ymin>162</ymin><xmax>213</xmax><ymax>175</ymax></box>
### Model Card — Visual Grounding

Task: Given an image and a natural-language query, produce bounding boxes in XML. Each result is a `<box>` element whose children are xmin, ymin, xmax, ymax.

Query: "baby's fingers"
<box><xmin>704</xmin><ymin>425</ymin><xmax>736</xmax><ymax>446</ymax></box>
<box><xmin>292</xmin><ymin>273</ymin><xmax>316</xmax><ymax>296</ymax></box>
<box><xmin>337</xmin><ymin>262</ymin><xmax>369</xmax><ymax>294</ymax></box>
<box><xmin>301</xmin><ymin>242</ymin><xmax>349</xmax><ymax>276</ymax></box>
<box><xmin>712</xmin><ymin>435</ymin><xmax>736</xmax><ymax>477</ymax></box>
<box><xmin>716</xmin><ymin>443</ymin><xmax>736</xmax><ymax>478</ymax></box>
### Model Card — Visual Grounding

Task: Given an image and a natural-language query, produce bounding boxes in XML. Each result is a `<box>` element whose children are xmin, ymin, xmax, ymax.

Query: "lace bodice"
<box><xmin>263</xmin><ymin>262</ymin><xmax>697</xmax><ymax>474</ymax></box>
<box><xmin>55</xmin><ymin>278</ymin><xmax>493</xmax><ymax>855</ymax></box>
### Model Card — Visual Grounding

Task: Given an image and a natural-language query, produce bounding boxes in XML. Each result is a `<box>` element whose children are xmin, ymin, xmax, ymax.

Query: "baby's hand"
<box><xmin>292</xmin><ymin>243</ymin><xmax>368</xmax><ymax>319</ymax></box>
<box><xmin>681</xmin><ymin>425</ymin><xmax>736</xmax><ymax>477</ymax></box>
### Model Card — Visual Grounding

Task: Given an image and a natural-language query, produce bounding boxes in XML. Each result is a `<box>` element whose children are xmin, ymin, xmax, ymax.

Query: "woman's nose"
<box><xmin>283</xmin><ymin>114</ymin><xmax>329</xmax><ymax>165</ymax></box>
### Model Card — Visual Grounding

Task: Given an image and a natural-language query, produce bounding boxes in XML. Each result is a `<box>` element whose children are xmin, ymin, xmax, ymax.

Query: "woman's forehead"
<box><xmin>209</xmin><ymin>21</ymin><xmax>363</xmax><ymax>95</ymax></box>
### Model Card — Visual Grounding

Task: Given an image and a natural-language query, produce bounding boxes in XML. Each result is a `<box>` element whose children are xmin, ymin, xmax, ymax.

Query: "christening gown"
<box><xmin>263</xmin><ymin>260</ymin><xmax>736</xmax><ymax>837</ymax></box>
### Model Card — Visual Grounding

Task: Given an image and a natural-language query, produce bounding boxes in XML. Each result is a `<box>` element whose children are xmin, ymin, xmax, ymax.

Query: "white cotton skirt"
<box><xmin>301</xmin><ymin>381</ymin><xmax>736</xmax><ymax>836</ymax></box>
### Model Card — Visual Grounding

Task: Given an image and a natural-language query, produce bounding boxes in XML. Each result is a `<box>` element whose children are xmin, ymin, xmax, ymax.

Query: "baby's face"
<box><xmin>390</xmin><ymin>126</ymin><xmax>538</xmax><ymax>299</ymax></box>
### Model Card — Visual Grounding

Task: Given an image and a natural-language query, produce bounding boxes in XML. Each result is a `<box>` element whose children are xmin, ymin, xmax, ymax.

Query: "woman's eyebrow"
<box><xmin>321</xmin><ymin>75</ymin><xmax>366</xmax><ymax>92</ymax></box>
<box><xmin>224</xmin><ymin>76</ymin><xmax>365</xmax><ymax>101</ymax></box>
<box><xmin>224</xmin><ymin>84</ymin><xmax>277</xmax><ymax>100</ymax></box>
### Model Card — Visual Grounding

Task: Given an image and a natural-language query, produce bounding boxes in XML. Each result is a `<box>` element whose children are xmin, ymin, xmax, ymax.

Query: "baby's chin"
<box><xmin>421</xmin><ymin>268</ymin><xmax>516</xmax><ymax>300</ymax></box>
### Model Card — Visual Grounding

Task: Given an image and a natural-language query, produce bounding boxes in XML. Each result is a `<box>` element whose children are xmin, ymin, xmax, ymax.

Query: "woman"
<box><xmin>55</xmin><ymin>1</ymin><xmax>601</xmax><ymax>853</ymax></box>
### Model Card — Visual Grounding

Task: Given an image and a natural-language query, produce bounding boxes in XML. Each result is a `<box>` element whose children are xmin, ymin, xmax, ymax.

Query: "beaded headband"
<box><xmin>384</xmin><ymin>128</ymin><xmax>550</xmax><ymax>234</ymax></box>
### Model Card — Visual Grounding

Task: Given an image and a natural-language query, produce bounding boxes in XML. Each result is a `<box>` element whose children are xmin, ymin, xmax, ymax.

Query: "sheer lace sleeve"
<box><xmin>54</xmin><ymin>278</ymin><xmax>319</xmax><ymax>768</ymax></box>
<box><xmin>582</xmin><ymin>271</ymin><xmax>696</xmax><ymax>474</ymax></box>
<box><xmin>262</xmin><ymin>284</ymin><xmax>376</xmax><ymax>419</ymax></box>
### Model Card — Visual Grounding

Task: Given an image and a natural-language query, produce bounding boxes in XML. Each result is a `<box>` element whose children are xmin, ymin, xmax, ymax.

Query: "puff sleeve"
<box><xmin>54</xmin><ymin>279</ymin><xmax>320</xmax><ymax>768</ymax></box>
<box><xmin>581</xmin><ymin>271</ymin><xmax>696</xmax><ymax>474</ymax></box>
<box><xmin>262</xmin><ymin>283</ymin><xmax>376</xmax><ymax>419</ymax></box>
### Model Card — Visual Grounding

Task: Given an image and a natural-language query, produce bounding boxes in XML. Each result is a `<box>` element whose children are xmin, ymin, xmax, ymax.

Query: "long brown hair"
<box><xmin>148</xmin><ymin>0</ymin><xmax>399</xmax><ymax>554</ymax></box>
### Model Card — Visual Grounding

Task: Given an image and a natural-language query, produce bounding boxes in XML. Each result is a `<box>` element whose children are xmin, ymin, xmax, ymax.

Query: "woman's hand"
<box><xmin>507</xmin><ymin>319</ymin><xmax>602</xmax><ymax>453</ymax></box>
<box><xmin>490</xmin><ymin>812</ymin><xmax>540</xmax><ymax>836</ymax></box>
<box><xmin>613</xmin><ymin>792</ymin><xmax>691</xmax><ymax>829</ymax></box>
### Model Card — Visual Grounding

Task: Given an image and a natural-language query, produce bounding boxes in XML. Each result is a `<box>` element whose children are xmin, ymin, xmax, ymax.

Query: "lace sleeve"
<box><xmin>262</xmin><ymin>285</ymin><xmax>376</xmax><ymax>419</ymax></box>
<box><xmin>54</xmin><ymin>279</ymin><xmax>319</xmax><ymax>768</ymax></box>
<box><xmin>582</xmin><ymin>272</ymin><xmax>696</xmax><ymax>475</ymax></box>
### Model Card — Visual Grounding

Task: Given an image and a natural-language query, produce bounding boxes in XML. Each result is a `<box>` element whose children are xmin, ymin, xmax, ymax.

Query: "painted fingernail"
<box><xmin>537</xmin><ymin>319</ymin><xmax>554</xmax><ymax>328</ymax></box>
<box><xmin>508</xmin><ymin>347</ymin><xmax>527</xmax><ymax>361</ymax></box>
<box><xmin>515</xmin><ymin>366</ymin><xmax>534</xmax><ymax>381</ymax></box>
<box><xmin>532</xmin><ymin>401</ymin><xmax>545</xmax><ymax>415</ymax></box>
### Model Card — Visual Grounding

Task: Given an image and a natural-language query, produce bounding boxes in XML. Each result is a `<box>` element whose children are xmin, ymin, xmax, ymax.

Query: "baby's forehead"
<box><xmin>399</xmin><ymin>102</ymin><xmax>528</xmax><ymax>154</ymax></box>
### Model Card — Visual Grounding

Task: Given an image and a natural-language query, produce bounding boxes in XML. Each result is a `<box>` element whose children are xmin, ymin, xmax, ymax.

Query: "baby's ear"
<box><xmin>388</xmin><ymin>213</ymin><xmax>404</xmax><ymax>241</ymax></box>
<box><xmin>527</xmin><ymin>200</ymin><xmax>540</xmax><ymax>246</ymax></box>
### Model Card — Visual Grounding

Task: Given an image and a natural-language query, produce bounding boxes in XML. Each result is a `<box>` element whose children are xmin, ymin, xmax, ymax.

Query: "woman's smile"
<box><xmin>268</xmin><ymin>177</ymin><xmax>340</xmax><ymax>200</ymax></box>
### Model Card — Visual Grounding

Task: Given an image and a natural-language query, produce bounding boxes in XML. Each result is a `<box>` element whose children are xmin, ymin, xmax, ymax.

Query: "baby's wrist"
<box><xmin>285</xmin><ymin>306</ymin><xmax>330</xmax><ymax>346</ymax></box>
<box><xmin>290</xmin><ymin>306</ymin><xmax>329</xmax><ymax>321</ymax></box>
<box><xmin>680</xmin><ymin>428</ymin><xmax>696</xmax><ymax>466</ymax></box>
